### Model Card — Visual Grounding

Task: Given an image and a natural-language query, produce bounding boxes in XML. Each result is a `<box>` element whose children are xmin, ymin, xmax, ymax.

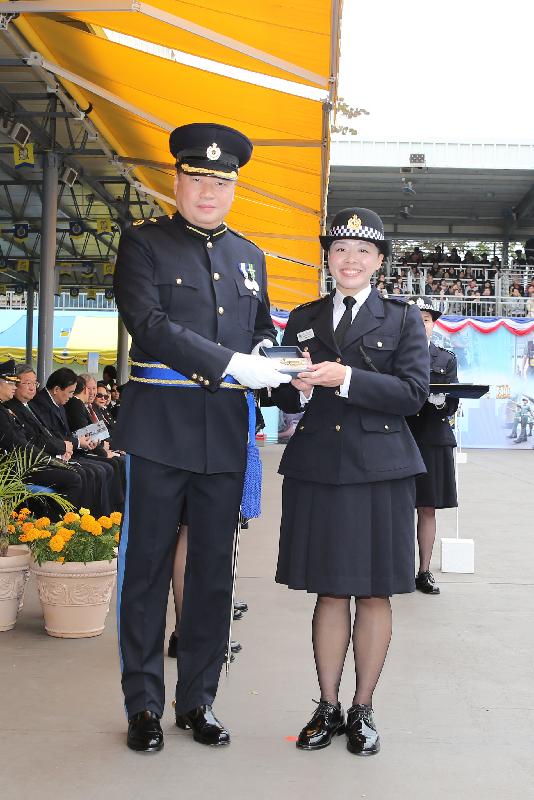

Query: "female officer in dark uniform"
<box><xmin>270</xmin><ymin>208</ymin><xmax>429</xmax><ymax>756</ymax></box>
<box><xmin>406</xmin><ymin>299</ymin><xmax>459</xmax><ymax>595</ymax></box>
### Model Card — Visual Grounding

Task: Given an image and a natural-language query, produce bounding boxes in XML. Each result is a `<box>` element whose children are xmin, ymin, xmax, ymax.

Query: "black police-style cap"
<box><xmin>408</xmin><ymin>296</ymin><xmax>442</xmax><ymax>320</ymax></box>
<box><xmin>320</xmin><ymin>207</ymin><xmax>391</xmax><ymax>257</ymax></box>
<box><xmin>0</xmin><ymin>359</ymin><xmax>18</xmax><ymax>381</ymax></box>
<box><xmin>169</xmin><ymin>123</ymin><xmax>253</xmax><ymax>181</ymax></box>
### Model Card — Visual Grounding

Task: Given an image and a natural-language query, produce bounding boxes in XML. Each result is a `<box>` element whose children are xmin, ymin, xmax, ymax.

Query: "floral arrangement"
<box><xmin>0</xmin><ymin>448</ymin><xmax>74</xmax><ymax>557</ymax></box>
<box><xmin>9</xmin><ymin>507</ymin><xmax>122</xmax><ymax>565</ymax></box>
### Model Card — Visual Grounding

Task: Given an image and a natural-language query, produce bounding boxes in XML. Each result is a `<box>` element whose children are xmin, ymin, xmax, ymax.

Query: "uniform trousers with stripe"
<box><xmin>117</xmin><ymin>453</ymin><xmax>244</xmax><ymax>718</ymax></box>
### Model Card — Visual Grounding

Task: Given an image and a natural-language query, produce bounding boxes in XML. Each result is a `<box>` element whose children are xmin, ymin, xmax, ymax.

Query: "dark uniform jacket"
<box><xmin>5</xmin><ymin>398</ymin><xmax>67</xmax><ymax>457</ymax></box>
<box><xmin>270</xmin><ymin>288</ymin><xmax>429</xmax><ymax>484</ymax></box>
<box><xmin>112</xmin><ymin>212</ymin><xmax>276</xmax><ymax>473</ymax></box>
<box><xmin>406</xmin><ymin>342</ymin><xmax>458</xmax><ymax>447</ymax></box>
<box><xmin>0</xmin><ymin>402</ymin><xmax>55</xmax><ymax>463</ymax></box>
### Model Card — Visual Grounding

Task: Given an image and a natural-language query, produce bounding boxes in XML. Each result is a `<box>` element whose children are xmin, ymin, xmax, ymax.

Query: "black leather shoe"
<box><xmin>233</xmin><ymin>600</ymin><xmax>248</xmax><ymax>613</ymax></box>
<box><xmin>175</xmin><ymin>704</ymin><xmax>230</xmax><ymax>746</ymax></box>
<box><xmin>233</xmin><ymin>608</ymin><xmax>244</xmax><ymax>621</ymax></box>
<box><xmin>296</xmin><ymin>700</ymin><xmax>346</xmax><ymax>750</ymax></box>
<box><xmin>230</xmin><ymin>640</ymin><xmax>242</xmax><ymax>653</ymax></box>
<box><xmin>346</xmin><ymin>704</ymin><xmax>380</xmax><ymax>756</ymax></box>
<box><xmin>168</xmin><ymin>631</ymin><xmax>178</xmax><ymax>658</ymax></box>
<box><xmin>127</xmin><ymin>711</ymin><xmax>164</xmax><ymax>752</ymax></box>
<box><xmin>415</xmin><ymin>570</ymin><xmax>440</xmax><ymax>595</ymax></box>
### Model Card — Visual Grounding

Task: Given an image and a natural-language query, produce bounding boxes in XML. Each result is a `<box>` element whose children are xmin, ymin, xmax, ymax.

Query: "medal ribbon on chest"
<box><xmin>238</xmin><ymin>262</ymin><xmax>259</xmax><ymax>292</ymax></box>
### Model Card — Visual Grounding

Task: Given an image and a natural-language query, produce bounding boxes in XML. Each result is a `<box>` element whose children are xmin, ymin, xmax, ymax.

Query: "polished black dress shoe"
<box><xmin>127</xmin><ymin>711</ymin><xmax>164</xmax><ymax>752</ymax></box>
<box><xmin>168</xmin><ymin>631</ymin><xmax>178</xmax><ymax>658</ymax></box>
<box><xmin>233</xmin><ymin>608</ymin><xmax>244</xmax><ymax>621</ymax></box>
<box><xmin>233</xmin><ymin>600</ymin><xmax>248</xmax><ymax>613</ymax></box>
<box><xmin>296</xmin><ymin>700</ymin><xmax>346</xmax><ymax>750</ymax></box>
<box><xmin>415</xmin><ymin>570</ymin><xmax>440</xmax><ymax>595</ymax></box>
<box><xmin>175</xmin><ymin>704</ymin><xmax>230</xmax><ymax>746</ymax></box>
<box><xmin>346</xmin><ymin>704</ymin><xmax>380</xmax><ymax>756</ymax></box>
<box><xmin>230</xmin><ymin>640</ymin><xmax>242</xmax><ymax>653</ymax></box>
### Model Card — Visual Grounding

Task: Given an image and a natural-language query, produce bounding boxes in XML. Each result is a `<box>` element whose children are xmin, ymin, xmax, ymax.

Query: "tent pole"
<box><xmin>25</xmin><ymin>282</ymin><xmax>35</xmax><ymax>366</ymax></box>
<box><xmin>37</xmin><ymin>152</ymin><xmax>59</xmax><ymax>385</ymax></box>
<box><xmin>117</xmin><ymin>317</ymin><xmax>129</xmax><ymax>385</ymax></box>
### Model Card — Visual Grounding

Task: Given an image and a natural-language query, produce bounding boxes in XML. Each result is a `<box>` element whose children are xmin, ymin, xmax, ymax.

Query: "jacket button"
<box><xmin>384</xmin><ymin>424</ymin><xmax>389</xmax><ymax>430</ymax></box>
<box><xmin>207</xmin><ymin>241</ymin><xmax>213</xmax><ymax>249</ymax></box>
<box><xmin>198</xmin><ymin>375</ymin><xmax>203</xmax><ymax>382</ymax></box>
<box><xmin>218</xmin><ymin>306</ymin><xmax>224</xmax><ymax>315</ymax></box>
<box><xmin>299</xmin><ymin>425</ymin><xmax>304</xmax><ymax>431</ymax></box>
<box><xmin>204</xmin><ymin>379</ymin><xmax>210</xmax><ymax>386</ymax></box>
<box><xmin>335</xmin><ymin>390</ymin><xmax>340</xmax><ymax>396</ymax></box>
<box><xmin>217</xmin><ymin>342</ymin><xmax>221</xmax><ymax>346</ymax></box>
<box><xmin>335</xmin><ymin>357</ymin><xmax>341</xmax><ymax>363</ymax></box>
<box><xmin>253</xmin><ymin>290</ymin><xmax>257</xmax><ymax>296</ymax></box>
<box><xmin>213</xmin><ymin>272</ymin><xmax>220</xmax><ymax>280</ymax></box>
<box><xmin>176</xmin><ymin>277</ymin><xmax>182</xmax><ymax>285</ymax></box>
<box><xmin>335</xmin><ymin>424</ymin><xmax>341</xmax><ymax>431</ymax></box>
<box><xmin>191</xmin><ymin>373</ymin><xmax>197</xmax><ymax>380</ymax></box>
<box><xmin>441</xmin><ymin>418</ymin><xmax>446</xmax><ymax>422</ymax></box>
<box><xmin>377</xmin><ymin>341</ymin><xmax>383</xmax><ymax>347</ymax></box>
<box><xmin>303</xmin><ymin>346</ymin><xmax>309</xmax><ymax>352</ymax></box>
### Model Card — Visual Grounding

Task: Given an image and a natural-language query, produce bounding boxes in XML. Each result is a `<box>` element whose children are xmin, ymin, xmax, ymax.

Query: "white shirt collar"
<box><xmin>46</xmin><ymin>388</ymin><xmax>59</xmax><ymax>408</ymax></box>
<box><xmin>333</xmin><ymin>284</ymin><xmax>372</xmax><ymax>311</ymax></box>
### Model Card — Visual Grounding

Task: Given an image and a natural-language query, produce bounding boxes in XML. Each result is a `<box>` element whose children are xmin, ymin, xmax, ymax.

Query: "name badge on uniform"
<box><xmin>297</xmin><ymin>328</ymin><xmax>314</xmax><ymax>342</ymax></box>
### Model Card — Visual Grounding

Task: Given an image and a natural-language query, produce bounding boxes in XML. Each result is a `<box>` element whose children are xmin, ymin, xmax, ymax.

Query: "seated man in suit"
<box><xmin>30</xmin><ymin>368</ymin><xmax>124</xmax><ymax>512</ymax></box>
<box><xmin>6</xmin><ymin>365</ymin><xmax>111</xmax><ymax>516</ymax></box>
<box><xmin>0</xmin><ymin>360</ymin><xmax>84</xmax><ymax>512</ymax></box>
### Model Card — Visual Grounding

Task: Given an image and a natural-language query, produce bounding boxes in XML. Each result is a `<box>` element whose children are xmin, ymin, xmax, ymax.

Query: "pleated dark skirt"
<box><xmin>414</xmin><ymin>444</ymin><xmax>457</xmax><ymax>509</ymax></box>
<box><xmin>276</xmin><ymin>477</ymin><xmax>416</xmax><ymax>597</ymax></box>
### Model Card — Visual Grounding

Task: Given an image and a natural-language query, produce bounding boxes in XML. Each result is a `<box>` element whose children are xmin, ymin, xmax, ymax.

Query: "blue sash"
<box><xmin>129</xmin><ymin>361</ymin><xmax>261</xmax><ymax>518</ymax></box>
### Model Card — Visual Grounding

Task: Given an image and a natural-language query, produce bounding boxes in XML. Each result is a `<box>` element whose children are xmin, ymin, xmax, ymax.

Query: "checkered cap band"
<box><xmin>329</xmin><ymin>224</ymin><xmax>384</xmax><ymax>241</ymax></box>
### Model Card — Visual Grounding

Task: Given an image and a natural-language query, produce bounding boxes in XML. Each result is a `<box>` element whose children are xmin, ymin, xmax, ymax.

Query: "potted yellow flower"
<box><xmin>0</xmin><ymin>449</ymin><xmax>73</xmax><ymax>632</ymax></box>
<box><xmin>16</xmin><ymin>507</ymin><xmax>122</xmax><ymax>638</ymax></box>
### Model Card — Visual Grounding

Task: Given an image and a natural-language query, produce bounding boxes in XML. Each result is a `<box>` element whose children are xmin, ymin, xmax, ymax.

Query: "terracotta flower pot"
<box><xmin>31</xmin><ymin>558</ymin><xmax>117</xmax><ymax>638</ymax></box>
<box><xmin>0</xmin><ymin>546</ymin><xmax>31</xmax><ymax>632</ymax></box>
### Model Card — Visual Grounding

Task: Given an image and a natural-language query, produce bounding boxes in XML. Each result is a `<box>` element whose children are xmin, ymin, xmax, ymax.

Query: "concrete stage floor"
<box><xmin>2</xmin><ymin>447</ymin><xmax>534</xmax><ymax>800</ymax></box>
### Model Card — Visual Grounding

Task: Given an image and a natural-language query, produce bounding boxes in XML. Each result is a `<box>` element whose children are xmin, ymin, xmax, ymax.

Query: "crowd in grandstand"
<box><xmin>364</xmin><ymin>245</ymin><xmax>534</xmax><ymax>316</ymax></box>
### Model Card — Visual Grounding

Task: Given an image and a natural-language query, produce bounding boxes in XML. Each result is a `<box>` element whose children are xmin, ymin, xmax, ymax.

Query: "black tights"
<box><xmin>312</xmin><ymin>594</ymin><xmax>392</xmax><ymax>707</ymax></box>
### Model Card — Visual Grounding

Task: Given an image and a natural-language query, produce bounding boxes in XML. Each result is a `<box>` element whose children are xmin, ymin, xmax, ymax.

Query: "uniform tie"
<box><xmin>334</xmin><ymin>295</ymin><xmax>357</xmax><ymax>347</ymax></box>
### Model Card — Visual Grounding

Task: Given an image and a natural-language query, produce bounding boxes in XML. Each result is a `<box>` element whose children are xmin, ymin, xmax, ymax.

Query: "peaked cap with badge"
<box><xmin>170</xmin><ymin>122</ymin><xmax>253</xmax><ymax>181</ymax></box>
<box><xmin>0</xmin><ymin>359</ymin><xmax>18</xmax><ymax>382</ymax></box>
<box><xmin>320</xmin><ymin>207</ymin><xmax>391</xmax><ymax>257</ymax></box>
<box><xmin>408</xmin><ymin>296</ymin><xmax>442</xmax><ymax>321</ymax></box>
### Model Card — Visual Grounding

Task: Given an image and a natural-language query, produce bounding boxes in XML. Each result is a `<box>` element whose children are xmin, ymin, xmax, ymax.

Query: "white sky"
<box><xmin>337</xmin><ymin>0</ymin><xmax>534</xmax><ymax>141</ymax></box>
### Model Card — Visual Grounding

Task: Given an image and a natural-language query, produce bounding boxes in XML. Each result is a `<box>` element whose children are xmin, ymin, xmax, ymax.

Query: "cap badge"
<box><xmin>347</xmin><ymin>214</ymin><xmax>362</xmax><ymax>231</ymax></box>
<box><xmin>206</xmin><ymin>142</ymin><xmax>221</xmax><ymax>161</ymax></box>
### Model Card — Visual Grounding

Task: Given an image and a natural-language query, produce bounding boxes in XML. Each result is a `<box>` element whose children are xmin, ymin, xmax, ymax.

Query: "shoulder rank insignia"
<box><xmin>132</xmin><ymin>219</ymin><xmax>145</xmax><ymax>226</ymax></box>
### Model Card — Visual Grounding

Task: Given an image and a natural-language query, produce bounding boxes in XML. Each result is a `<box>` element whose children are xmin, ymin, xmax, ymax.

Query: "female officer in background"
<box><xmin>269</xmin><ymin>208</ymin><xmax>429</xmax><ymax>756</ymax></box>
<box><xmin>406</xmin><ymin>299</ymin><xmax>459</xmax><ymax>595</ymax></box>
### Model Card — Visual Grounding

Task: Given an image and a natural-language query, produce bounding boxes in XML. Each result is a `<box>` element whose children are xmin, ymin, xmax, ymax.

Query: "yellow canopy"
<box><xmin>6</xmin><ymin>1</ymin><xmax>342</xmax><ymax>308</ymax></box>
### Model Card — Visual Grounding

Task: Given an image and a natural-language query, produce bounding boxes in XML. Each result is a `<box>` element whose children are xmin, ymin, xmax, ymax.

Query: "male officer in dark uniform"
<box><xmin>113</xmin><ymin>123</ymin><xmax>290</xmax><ymax>753</ymax></box>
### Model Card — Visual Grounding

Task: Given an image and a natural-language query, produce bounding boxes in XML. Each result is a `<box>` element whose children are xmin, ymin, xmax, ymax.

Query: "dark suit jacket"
<box><xmin>30</xmin><ymin>389</ymin><xmax>78</xmax><ymax>448</ymax></box>
<box><xmin>112</xmin><ymin>212</ymin><xmax>276</xmax><ymax>473</ymax></box>
<box><xmin>406</xmin><ymin>341</ymin><xmax>459</xmax><ymax>447</ymax></box>
<box><xmin>270</xmin><ymin>289</ymin><xmax>429</xmax><ymax>484</ymax></box>
<box><xmin>4</xmin><ymin>398</ymin><xmax>66</xmax><ymax>456</ymax></box>
<box><xmin>65</xmin><ymin>396</ymin><xmax>109</xmax><ymax>457</ymax></box>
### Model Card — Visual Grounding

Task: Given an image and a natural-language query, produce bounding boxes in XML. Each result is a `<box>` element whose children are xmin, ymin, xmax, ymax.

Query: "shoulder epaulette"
<box><xmin>131</xmin><ymin>215</ymin><xmax>172</xmax><ymax>228</ymax></box>
<box><xmin>383</xmin><ymin>295</ymin><xmax>407</xmax><ymax>305</ymax></box>
<box><xmin>438</xmin><ymin>344</ymin><xmax>456</xmax><ymax>356</ymax></box>
<box><xmin>293</xmin><ymin>295</ymin><xmax>328</xmax><ymax>312</ymax></box>
<box><xmin>226</xmin><ymin>226</ymin><xmax>261</xmax><ymax>249</ymax></box>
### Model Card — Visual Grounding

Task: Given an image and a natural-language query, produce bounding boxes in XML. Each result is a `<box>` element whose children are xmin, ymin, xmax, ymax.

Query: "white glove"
<box><xmin>226</xmin><ymin>352</ymin><xmax>291</xmax><ymax>390</ymax></box>
<box><xmin>250</xmin><ymin>338</ymin><xmax>275</xmax><ymax>356</ymax></box>
<box><xmin>428</xmin><ymin>393</ymin><xmax>446</xmax><ymax>406</ymax></box>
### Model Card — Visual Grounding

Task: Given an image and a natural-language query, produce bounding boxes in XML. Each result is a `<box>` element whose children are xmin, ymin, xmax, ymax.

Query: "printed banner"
<box><xmin>432</xmin><ymin>318</ymin><xmax>534</xmax><ymax>449</ymax></box>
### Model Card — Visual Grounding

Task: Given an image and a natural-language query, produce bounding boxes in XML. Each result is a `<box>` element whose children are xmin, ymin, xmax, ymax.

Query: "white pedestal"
<box><xmin>456</xmin><ymin>451</ymin><xmax>468</xmax><ymax>464</ymax></box>
<box><xmin>440</xmin><ymin>537</ymin><xmax>474</xmax><ymax>573</ymax></box>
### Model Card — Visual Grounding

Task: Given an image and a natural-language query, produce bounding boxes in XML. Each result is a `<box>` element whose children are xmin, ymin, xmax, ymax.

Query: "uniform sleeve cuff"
<box><xmin>338</xmin><ymin>365</ymin><xmax>352</xmax><ymax>398</ymax></box>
